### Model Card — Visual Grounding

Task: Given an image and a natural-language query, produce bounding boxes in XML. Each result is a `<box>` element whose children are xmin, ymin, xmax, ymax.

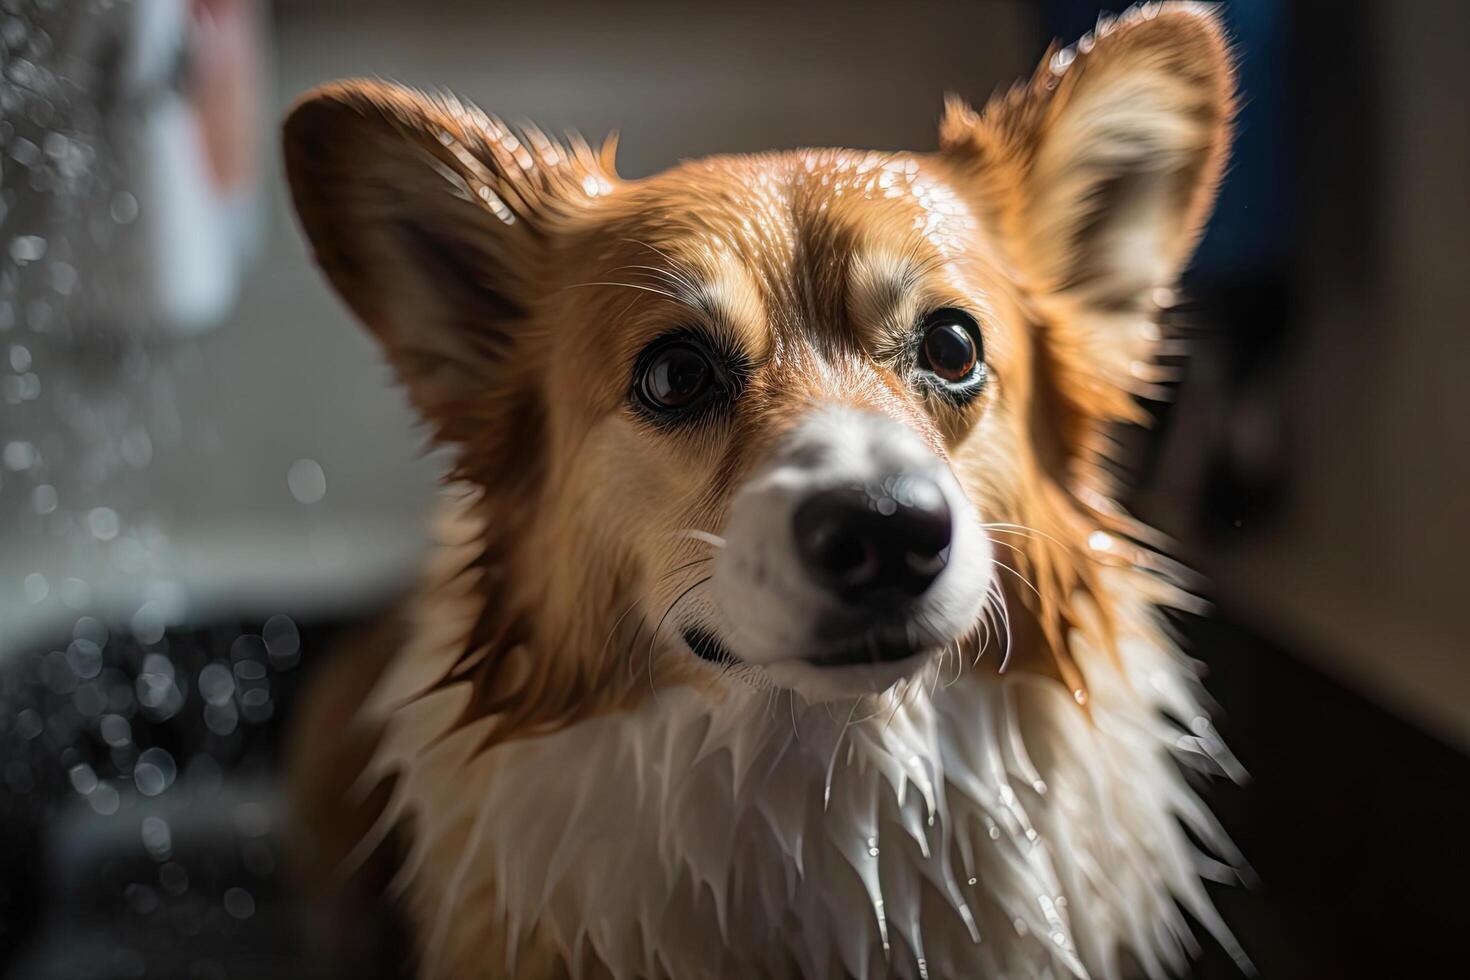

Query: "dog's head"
<box><xmin>284</xmin><ymin>7</ymin><xmax>1231</xmax><ymax>708</ymax></box>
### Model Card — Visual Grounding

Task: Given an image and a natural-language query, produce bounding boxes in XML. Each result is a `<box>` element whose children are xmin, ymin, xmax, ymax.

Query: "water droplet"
<box><xmin>23</xmin><ymin>571</ymin><xmax>48</xmax><ymax>603</ymax></box>
<box><xmin>141</xmin><ymin>814</ymin><xmax>172</xmax><ymax>859</ymax></box>
<box><xmin>134</xmin><ymin>747</ymin><xmax>177</xmax><ymax>797</ymax></box>
<box><xmin>262</xmin><ymin>614</ymin><xmax>300</xmax><ymax>669</ymax></box>
<box><xmin>110</xmin><ymin>190</ymin><xmax>138</xmax><ymax>224</ymax></box>
<box><xmin>287</xmin><ymin>457</ymin><xmax>327</xmax><ymax>503</ymax></box>
<box><xmin>100</xmin><ymin>712</ymin><xmax>131</xmax><ymax>747</ymax></box>
<box><xmin>7</xmin><ymin>235</ymin><xmax>45</xmax><ymax>263</ymax></box>
<box><xmin>8</xmin><ymin>136</ymin><xmax>40</xmax><ymax>167</ymax></box>
<box><xmin>87</xmin><ymin>506</ymin><xmax>120</xmax><ymax>541</ymax></box>
<box><xmin>68</xmin><ymin>762</ymin><xmax>98</xmax><ymax>795</ymax></box>
<box><xmin>224</xmin><ymin>887</ymin><xmax>255</xmax><ymax>920</ymax></box>
<box><xmin>89</xmin><ymin>781</ymin><xmax>120</xmax><ymax>815</ymax></box>
<box><xmin>3</xmin><ymin>440</ymin><xmax>38</xmax><ymax>470</ymax></box>
<box><xmin>15</xmin><ymin>708</ymin><xmax>43</xmax><ymax>740</ymax></box>
<box><xmin>198</xmin><ymin>663</ymin><xmax>235</xmax><ymax>705</ymax></box>
<box><xmin>48</xmin><ymin>260</ymin><xmax>77</xmax><ymax>295</ymax></box>
<box><xmin>234</xmin><ymin>659</ymin><xmax>266</xmax><ymax>682</ymax></box>
<box><xmin>131</xmin><ymin>601</ymin><xmax>168</xmax><ymax>645</ymax></box>
<box><xmin>66</xmin><ymin>637</ymin><xmax>102</xmax><ymax>678</ymax></box>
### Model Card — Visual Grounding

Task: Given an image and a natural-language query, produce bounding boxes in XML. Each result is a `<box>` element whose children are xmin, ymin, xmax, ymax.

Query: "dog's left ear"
<box><xmin>941</xmin><ymin>3</ymin><xmax>1234</xmax><ymax>407</ymax></box>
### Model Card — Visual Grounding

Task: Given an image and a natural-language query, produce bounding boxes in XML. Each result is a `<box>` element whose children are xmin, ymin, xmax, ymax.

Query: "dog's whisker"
<box><xmin>986</xmin><ymin>535</ymin><xmax>1028</xmax><ymax>559</ymax></box>
<box><xmin>646</xmin><ymin>574</ymin><xmax>714</xmax><ymax>680</ymax></box>
<box><xmin>623</xmin><ymin>612</ymin><xmax>650</xmax><ymax>687</ymax></box>
<box><xmin>563</xmin><ymin>279</ymin><xmax>676</xmax><ymax>299</ymax></box>
<box><xmin>994</xmin><ymin>581</ymin><xmax>1016</xmax><ymax>674</ymax></box>
<box><xmin>602</xmin><ymin>594</ymin><xmax>647</xmax><ymax>684</ymax></box>
<box><xmin>621</xmin><ymin>237</ymin><xmax>702</xmax><ymax>288</ymax></box>
<box><xmin>658</xmin><ymin>556</ymin><xmax>715</xmax><ymax>581</ymax></box>
<box><xmin>970</xmin><ymin>613</ymin><xmax>993</xmax><ymax>669</ymax></box>
<box><xmin>990</xmin><ymin>555</ymin><xmax>1044</xmax><ymax>603</ymax></box>
<box><xmin>562</xmin><ymin>279</ymin><xmax>706</xmax><ymax>318</ymax></box>
<box><xmin>612</xmin><ymin>262</ymin><xmax>703</xmax><ymax>300</ymax></box>
<box><xmin>823</xmin><ymin>698</ymin><xmax>863</xmax><ymax>811</ymax></box>
<box><xmin>981</xmin><ymin>521</ymin><xmax>1069</xmax><ymax>550</ymax></box>
<box><xmin>669</xmin><ymin>528</ymin><xmax>727</xmax><ymax>549</ymax></box>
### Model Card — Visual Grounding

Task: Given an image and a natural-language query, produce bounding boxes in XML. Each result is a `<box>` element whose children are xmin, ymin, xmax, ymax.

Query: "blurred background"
<box><xmin>0</xmin><ymin>1</ymin><xmax>1465</xmax><ymax>977</ymax></box>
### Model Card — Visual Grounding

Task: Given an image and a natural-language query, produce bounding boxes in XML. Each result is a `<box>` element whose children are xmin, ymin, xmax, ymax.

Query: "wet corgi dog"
<box><xmin>283</xmin><ymin>5</ymin><xmax>1242</xmax><ymax>978</ymax></box>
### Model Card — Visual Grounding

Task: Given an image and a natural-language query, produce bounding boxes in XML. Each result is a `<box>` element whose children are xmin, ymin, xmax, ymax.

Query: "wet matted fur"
<box><xmin>284</xmin><ymin>5</ymin><xmax>1245</xmax><ymax>978</ymax></box>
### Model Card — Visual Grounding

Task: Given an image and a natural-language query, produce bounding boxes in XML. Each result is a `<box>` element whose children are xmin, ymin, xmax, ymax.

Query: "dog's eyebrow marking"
<box><xmin>698</xmin><ymin>266</ymin><xmax>767</xmax><ymax>356</ymax></box>
<box><xmin>846</xmin><ymin>247</ymin><xmax>933</xmax><ymax>340</ymax></box>
<box><xmin>631</xmin><ymin>238</ymin><xmax>768</xmax><ymax>361</ymax></box>
<box><xmin>611</xmin><ymin>237</ymin><xmax>767</xmax><ymax>353</ymax></box>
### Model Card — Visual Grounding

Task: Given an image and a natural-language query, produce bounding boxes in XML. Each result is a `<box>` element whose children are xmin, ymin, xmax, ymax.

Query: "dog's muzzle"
<box><xmin>688</xmin><ymin>407</ymin><xmax>991</xmax><ymax>696</ymax></box>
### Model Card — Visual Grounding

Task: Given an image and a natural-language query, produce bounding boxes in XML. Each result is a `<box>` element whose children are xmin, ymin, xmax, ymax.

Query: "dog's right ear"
<box><xmin>283</xmin><ymin>81</ymin><xmax>615</xmax><ymax>443</ymax></box>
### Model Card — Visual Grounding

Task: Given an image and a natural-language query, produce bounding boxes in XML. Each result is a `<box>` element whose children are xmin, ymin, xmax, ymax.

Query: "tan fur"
<box><xmin>284</xmin><ymin>5</ymin><xmax>1235</xmax><ymax>977</ymax></box>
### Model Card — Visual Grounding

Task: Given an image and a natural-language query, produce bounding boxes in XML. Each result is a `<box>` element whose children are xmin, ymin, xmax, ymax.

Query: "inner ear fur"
<box><xmin>282</xmin><ymin>81</ymin><xmax>616</xmax><ymax>451</ymax></box>
<box><xmin>941</xmin><ymin>3</ymin><xmax>1235</xmax><ymax>416</ymax></box>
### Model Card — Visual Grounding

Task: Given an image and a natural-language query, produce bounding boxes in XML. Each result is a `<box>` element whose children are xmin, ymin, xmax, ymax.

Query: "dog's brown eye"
<box><xmin>639</xmin><ymin>341</ymin><xmax>715</xmax><ymax>412</ymax></box>
<box><xmin>918</xmin><ymin>310</ymin><xmax>981</xmax><ymax>385</ymax></box>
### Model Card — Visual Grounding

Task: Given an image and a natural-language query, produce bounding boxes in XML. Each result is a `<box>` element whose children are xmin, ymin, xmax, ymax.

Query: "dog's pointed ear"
<box><xmin>941</xmin><ymin>4</ymin><xmax>1233</xmax><ymax>400</ymax></box>
<box><xmin>283</xmin><ymin>81</ymin><xmax>616</xmax><ymax>440</ymax></box>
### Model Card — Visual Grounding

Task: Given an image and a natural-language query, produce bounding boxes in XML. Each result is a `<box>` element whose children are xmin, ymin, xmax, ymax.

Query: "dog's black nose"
<box><xmin>793</xmin><ymin>477</ymin><xmax>952</xmax><ymax>605</ymax></box>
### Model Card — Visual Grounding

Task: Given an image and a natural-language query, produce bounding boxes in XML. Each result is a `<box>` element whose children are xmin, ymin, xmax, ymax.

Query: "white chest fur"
<box><xmin>363</xmin><ymin>581</ymin><xmax>1242</xmax><ymax>980</ymax></box>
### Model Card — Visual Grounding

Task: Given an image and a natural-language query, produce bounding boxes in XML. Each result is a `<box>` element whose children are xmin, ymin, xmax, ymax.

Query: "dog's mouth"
<box><xmin>803</xmin><ymin>616</ymin><xmax>938</xmax><ymax>668</ymax></box>
<box><xmin>683</xmin><ymin>625</ymin><xmax>735</xmax><ymax>666</ymax></box>
<box><xmin>682</xmin><ymin>616</ymin><xmax>940</xmax><ymax>673</ymax></box>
